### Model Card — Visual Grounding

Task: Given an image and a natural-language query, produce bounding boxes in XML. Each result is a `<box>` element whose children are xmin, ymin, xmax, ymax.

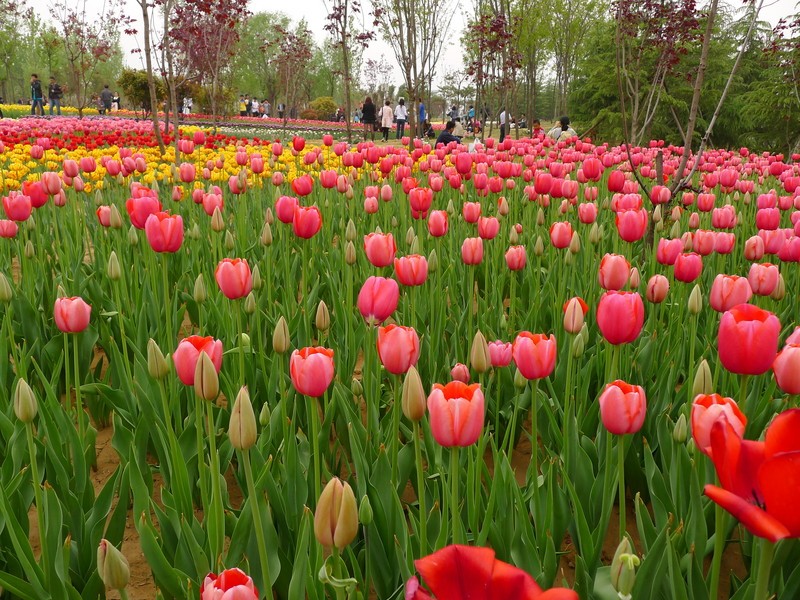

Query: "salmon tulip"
<box><xmin>290</xmin><ymin>347</ymin><xmax>335</xmax><ymax>397</ymax></box>
<box><xmin>718</xmin><ymin>304</ymin><xmax>780</xmax><ymax>375</ymax></box>
<box><xmin>427</xmin><ymin>382</ymin><xmax>484</xmax><ymax>447</ymax></box>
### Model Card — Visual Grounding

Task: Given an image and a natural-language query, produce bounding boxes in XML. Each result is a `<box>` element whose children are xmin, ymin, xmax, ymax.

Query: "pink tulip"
<box><xmin>427</xmin><ymin>382</ymin><xmax>484</xmax><ymax>447</ymax></box>
<box><xmin>598</xmin><ymin>380</ymin><xmax>647</xmax><ymax>435</ymax></box>
<box><xmin>293</xmin><ymin>205</ymin><xmax>322</xmax><ymax>239</ymax></box>
<box><xmin>364</xmin><ymin>232</ymin><xmax>397</xmax><ymax>267</ymax></box>
<box><xmin>450</xmin><ymin>363</ymin><xmax>470</xmax><ymax>383</ymax></box>
<box><xmin>505</xmin><ymin>245</ymin><xmax>527</xmax><ymax>271</ymax></box>
<box><xmin>377</xmin><ymin>325</ymin><xmax>420</xmax><ymax>375</ymax></box>
<box><xmin>290</xmin><ymin>347</ymin><xmax>335</xmax><ymax>397</ymax></box>
<box><xmin>597</xmin><ymin>291</ymin><xmax>645</xmax><ymax>345</ymax></box>
<box><xmin>549</xmin><ymin>222</ymin><xmax>573</xmax><ymax>249</ymax></box>
<box><xmin>512</xmin><ymin>332</ymin><xmax>557</xmax><ymax>380</ymax></box>
<box><xmin>145</xmin><ymin>212</ymin><xmax>184</xmax><ymax>253</ymax></box>
<box><xmin>394</xmin><ymin>255</ymin><xmax>428</xmax><ymax>286</ymax></box>
<box><xmin>54</xmin><ymin>296</ymin><xmax>92</xmax><ymax>333</ymax></box>
<box><xmin>598</xmin><ymin>254</ymin><xmax>631</xmax><ymax>291</ymax></box>
<box><xmin>748</xmin><ymin>263</ymin><xmax>779</xmax><ymax>296</ymax></box>
<box><xmin>710</xmin><ymin>274</ymin><xmax>753</xmax><ymax>312</ymax></box>
<box><xmin>173</xmin><ymin>336</ymin><xmax>223</xmax><ymax>386</ymax></box>
<box><xmin>461</xmin><ymin>237</ymin><xmax>484</xmax><ymax>265</ymax></box>
<box><xmin>488</xmin><ymin>341</ymin><xmax>512</xmax><ymax>367</ymax></box>
<box><xmin>646</xmin><ymin>274</ymin><xmax>669</xmax><ymax>303</ymax></box>
<box><xmin>357</xmin><ymin>276</ymin><xmax>399</xmax><ymax>324</ymax></box>
<box><xmin>428</xmin><ymin>210</ymin><xmax>448</xmax><ymax>237</ymax></box>
<box><xmin>3</xmin><ymin>193</ymin><xmax>32</xmax><ymax>222</ymax></box>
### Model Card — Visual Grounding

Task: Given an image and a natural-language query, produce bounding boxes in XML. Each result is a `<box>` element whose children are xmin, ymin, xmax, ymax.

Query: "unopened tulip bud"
<box><xmin>655</xmin><ymin>221</ymin><xmax>664</xmax><ymax>232</ymax></box>
<box><xmin>260</xmin><ymin>222</ymin><xmax>273</xmax><ymax>246</ymax></box>
<box><xmin>688</xmin><ymin>284</ymin><xmax>703</xmax><ymax>314</ymax></box>
<box><xmin>673</xmin><ymin>414</ymin><xmax>688</xmax><ymax>443</ymax></box>
<box><xmin>229</xmin><ymin>386</ymin><xmax>257</xmax><ymax>451</ymax></box>
<box><xmin>375</xmin><ymin>225</ymin><xmax>383</xmax><ymax>234</ymax></box>
<box><xmin>470</xmin><ymin>330</ymin><xmax>490</xmax><ymax>374</ymax></box>
<box><xmin>25</xmin><ymin>215</ymin><xmax>35</xmax><ymax>231</ymax></box>
<box><xmin>580</xmin><ymin>322</ymin><xmax>590</xmax><ymax>346</ymax></box>
<box><xmin>610</xmin><ymin>538</ymin><xmax>632</xmax><ymax>590</ymax></box>
<box><xmin>611</xmin><ymin>548</ymin><xmax>639</xmax><ymax>598</ymax></box>
<box><xmin>94</xmin><ymin>189</ymin><xmax>104</xmax><ymax>206</ymax></box>
<box><xmin>564</xmin><ymin>251</ymin><xmax>574</xmax><ymax>265</ymax></box>
<box><xmin>402</xmin><ymin>366</ymin><xmax>426</xmax><ymax>421</ymax></box>
<box><xmin>194</xmin><ymin>352</ymin><xmax>219</xmax><ymax>401</ymax></box>
<box><xmin>589</xmin><ymin>223</ymin><xmax>601</xmax><ymax>244</ymax></box>
<box><xmin>446</xmin><ymin>199</ymin><xmax>455</xmax><ymax>215</ymax></box>
<box><xmin>147</xmin><ymin>339</ymin><xmax>170</xmax><ymax>379</ymax></box>
<box><xmin>653</xmin><ymin>205</ymin><xmax>662</xmax><ymax>223</ymax></box>
<box><xmin>273</xmin><ymin>316</ymin><xmax>290</xmax><ymax>353</ymax></box>
<box><xmin>391</xmin><ymin>216</ymin><xmax>398</xmax><ymax>228</ymax></box>
<box><xmin>409</xmin><ymin>236</ymin><xmax>420</xmax><ymax>254</ymax></box>
<box><xmin>259</xmin><ymin>402</ymin><xmax>271</xmax><ymax>427</ymax></box>
<box><xmin>743</xmin><ymin>192</ymin><xmax>751</xmax><ymax>205</ymax></box>
<box><xmin>345</xmin><ymin>241</ymin><xmax>357</xmax><ymax>265</ymax></box>
<box><xmin>351</xmin><ymin>378</ymin><xmax>363</xmax><ymax>397</ymax></box>
<box><xmin>265</xmin><ymin>207</ymin><xmax>274</xmax><ymax>225</ymax></box>
<box><xmin>109</xmin><ymin>204</ymin><xmax>123</xmax><ymax>228</ymax></box>
<box><xmin>194</xmin><ymin>274</ymin><xmax>207</xmax><ymax>304</ymax></box>
<box><xmin>97</xmin><ymin>539</ymin><xmax>130</xmax><ymax>591</ymax></box>
<box><xmin>629</xmin><ymin>267</ymin><xmax>640</xmax><ymax>289</ymax></box>
<box><xmin>537</xmin><ymin>207</ymin><xmax>545</xmax><ymax>226</ymax></box>
<box><xmin>25</xmin><ymin>240</ymin><xmax>34</xmax><ymax>258</ymax></box>
<box><xmin>127</xmin><ymin>225</ymin><xmax>138</xmax><ymax>246</ymax></box>
<box><xmin>345</xmin><ymin>219</ymin><xmax>357</xmax><ymax>242</ymax></box>
<box><xmin>211</xmin><ymin>207</ymin><xmax>225</xmax><ymax>232</ymax></box>
<box><xmin>252</xmin><ymin>265</ymin><xmax>262</xmax><ymax>290</ymax></box>
<box><xmin>497</xmin><ymin>196</ymin><xmax>509</xmax><ymax>216</ymax></box>
<box><xmin>571</xmin><ymin>334</ymin><xmax>585</xmax><ymax>358</ymax></box>
<box><xmin>692</xmin><ymin>359</ymin><xmax>712</xmax><ymax>396</ymax></box>
<box><xmin>406</xmin><ymin>226</ymin><xmax>415</xmax><ymax>246</ymax></box>
<box><xmin>563</xmin><ymin>298</ymin><xmax>585</xmax><ymax>334</ymax></box>
<box><xmin>771</xmin><ymin>274</ymin><xmax>786</xmax><ymax>301</ymax></box>
<box><xmin>188</xmin><ymin>223</ymin><xmax>201</xmax><ymax>240</ymax></box>
<box><xmin>314</xmin><ymin>477</ymin><xmax>358</xmax><ymax>549</ymax></box>
<box><xmin>427</xmin><ymin>249</ymin><xmax>438</xmax><ymax>273</ymax></box>
<box><xmin>0</xmin><ymin>272</ymin><xmax>13</xmax><ymax>303</ymax></box>
<box><xmin>514</xmin><ymin>368</ymin><xmax>528</xmax><ymax>389</ymax></box>
<box><xmin>224</xmin><ymin>230</ymin><xmax>235</xmax><ymax>250</ymax></box>
<box><xmin>315</xmin><ymin>300</ymin><xmax>330</xmax><ymax>332</ymax></box>
<box><xmin>359</xmin><ymin>494</ymin><xmax>373</xmax><ymax>525</ymax></box>
<box><xmin>509</xmin><ymin>228</ymin><xmax>519</xmax><ymax>244</ymax></box>
<box><xmin>14</xmin><ymin>378</ymin><xmax>37</xmax><ymax>423</ymax></box>
<box><xmin>669</xmin><ymin>221</ymin><xmax>681</xmax><ymax>239</ymax></box>
<box><xmin>237</xmin><ymin>169</ymin><xmax>247</xmax><ymax>189</ymax></box>
<box><xmin>569</xmin><ymin>232</ymin><xmax>581</xmax><ymax>254</ymax></box>
<box><xmin>107</xmin><ymin>251</ymin><xmax>121</xmax><ymax>281</ymax></box>
<box><xmin>244</xmin><ymin>292</ymin><xmax>256</xmax><ymax>315</ymax></box>
<box><xmin>533</xmin><ymin>236</ymin><xmax>544</xmax><ymax>256</ymax></box>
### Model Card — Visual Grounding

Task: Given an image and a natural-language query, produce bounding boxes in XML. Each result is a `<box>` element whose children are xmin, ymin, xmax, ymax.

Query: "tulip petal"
<box><xmin>709</xmin><ymin>418</ymin><xmax>765</xmax><ymax>502</ymax></box>
<box><xmin>537</xmin><ymin>590</ymin><xmax>580</xmax><ymax>600</ymax></box>
<box><xmin>704</xmin><ymin>485</ymin><xmax>790</xmax><ymax>542</ymax></box>
<box><xmin>415</xmin><ymin>545</ymin><xmax>494</xmax><ymax>600</ymax></box>
<box><xmin>764</xmin><ymin>408</ymin><xmax>800</xmax><ymax>457</ymax></box>
<box><xmin>759</xmin><ymin>452</ymin><xmax>800</xmax><ymax>537</ymax></box>
<box><xmin>488</xmin><ymin>558</ymin><xmax>543</xmax><ymax>600</ymax></box>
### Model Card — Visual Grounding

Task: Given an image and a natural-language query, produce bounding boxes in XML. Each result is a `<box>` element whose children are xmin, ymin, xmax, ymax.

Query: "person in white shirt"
<box><xmin>394</xmin><ymin>98</ymin><xmax>408</xmax><ymax>139</ymax></box>
<box><xmin>251</xmin><ymin>99</ymin><xmax>259</xmax><ymax>117</ymax></box>
<box><xmin>499</xmin><ymin>108</ymin><xmax>509</xmax><ymax>142</ymax></box>
<box><xmin>380</xmin><ymin>99</ymin><xmax>394</xmax><ymax>141</ymax></box>
<box><xmin>547</xmin><ymin>116</ymin><xmax>578</xmax><ymax>141</ymax></box>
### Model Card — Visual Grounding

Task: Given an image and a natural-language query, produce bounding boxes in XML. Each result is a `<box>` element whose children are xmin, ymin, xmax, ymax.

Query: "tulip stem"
<box><xmin>391</xmin><ymin>376</ymin><xmax>401</xmax><ymax>491</ymax></box>
<box><xmin>72</xmin><ymin>334</ymin><xmax>85</xmax><ymax>447</ymax></box>
<box><xmin>63</xmin><ymin>333</ymin><xmax>72</xmax><ymax>415</ymax></box>
<box><xmin>119</xmin><ymin>589</ymin><xmax>130</xmax><ymax>600</ymax></box>
<box><xmin>708</xmin><ymin>494</ymin><xmax>725</xmax><ymax>600</ymax></box>
<box><xmin>308</xmin><ymin>394</ymin><xmax>322</xmax><ymax>504</ymax></box>
<box><xmin>413</xmin><ymin>421</ymin><xmax>428</xmax><ymax>555</ymax></box>
<box><xmin>509</xmin><ymin>274</ymin><xmax>516</xmax><ymax>334</ymax></box>
<box><xmin>242</xmin><ymin>449</ymin><xmax>272</xmax><ymax>596</ymax></box>
<box><xmin>236</xmin><ymin>300</ymin><xmax>245</xmax><ymax>385</ymax></box>
<box><xmin>617</xmin><ymin>435</ymin><xmax>626</xmax><ymax>541</ymax></box>
<box><xmin>161</xmin><ymin>256</ymin><xmax>173</xmax><ymax>349</ymax></box>
<box><xmin>113</xmin><ymin>279</ymin><xmax>133</xmax><ymax>385</ymax></box>
<box><xmin>687</xmin><ymin>314</ymin><xmax>697</xmax><ymax>406</ymax></box>
<box><xmin>26</xmin><ymin>424</ymin><xmax>50</xmax><ymax>589</ymax></box>
<box><xmin>754</xmin><ymin>539</ymin><xmax>775</xmax><ymax>600</ymax></box>
<box><xmin>529</xmin><ymin>379</ymin><xmax>540</xmax><ymax>514</ymax></box>
<box><xmin>740</xmin><ymin>374</ymin><xmax>751</xmax><ymax>415</ymax></box>
<box><xmin>450</xmin><ymin>446</ymin><xmax>462</xmax><ymax>543</ymax></box>
<box><xmin>205</xmin><ymin>400</ymin><xmax>224</xmax><ymax>568</ymax></box>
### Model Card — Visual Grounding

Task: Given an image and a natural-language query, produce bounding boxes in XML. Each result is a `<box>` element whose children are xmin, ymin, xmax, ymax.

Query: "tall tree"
<box><xmin>266</xmin><ymin>23</ymin><xmax>314</xmax><ymax>131</ymax></box>
<box><xmin>0</xmin><ymin>0</ymin><xmax>32</xmax><ymax>101</ymax></box>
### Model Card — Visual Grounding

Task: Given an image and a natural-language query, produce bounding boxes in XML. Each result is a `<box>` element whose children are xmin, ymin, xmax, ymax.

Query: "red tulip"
<box><xmin>487</xmin><ymin>341</ymin><xmax>513</xmax><ymax>367</ymax></box>
<box><xmin>364</xmin><ymin>232</ymin><xmax>397</xmax><ymax>267</ymax></box>
<box><xmin>290</xmin><ymin>347</ymin><xmax>335</xmax><ymax>397</ymax></box>
<box><xmin>505</xmin><ymin>245</ymin><xmax>527</xmax><ymax>271</ymax></box>
<box><xmin>656</xmin><ymin>238</ymin><xmax>682</xmax><ymax>266</ymax></box>
<box><xmin>615</xmin><ymin>208</ymin><xmax>648</xmax><ymax>242</ymax></box>
<box><xmin>477</xmin><ymin>216</ymin><xmax>500</xmax><ymax>240</ymax></box>
<box><xmin>577</xmin><ymin>202</ymin><xmax>597</xmax><ymax>224</ymax></box>
<box><xmin>3</xmin><ymin>193</ymin><xmax>32</xmax><ymax>222</ymax></box>
<box><xmin>126</xmin><ymin>194</ymin><xmax>162</xmax><ymax>229</ymax></box>
<box><xmin>512</xmin><ymin>332</ymin><xmax>557</xmax><ymax>380</ymax></box>
<box><xmin>427</xmin><ymin>382</ymin><xmax>484</xmax><ymax>447</ymax></box>
<box><xmin>96</xmin><ymin>206</ymin><xmax>111</xmax><ymax>227</ymax></box>
<box><xmin>23</xmin><ymin>180</ymin><xmax>49</xmax><ymax>208</ymax></box>
<box><xmin>293</xmin><ymin>205</ymin><xmax>322</xmax><ymax>239</ymax></box>
<box><xmin>714</xmin><ymin>232</ymin><xmax>736</xmax><ymax>254</ymax></box>
<box><xmin>377</xmin><ymin>325</ymin><xmax>420</xmax><ymax>375</ymax></box>
<box><xmin>394</xmin><ymin>255</ymin><xmax>428</xmax><ymax>286</ymax></box>
<box><xmin>691</xmin><ymin>393</ymin><xmax>746</xmax><ymax>456</ymax></box>
<box><xmin>291</xmin><ymin>174</ymin><xmax>314</xmax><ymax>197</ymax></box>
<box><xmin>201</xmin><ymin>568</ymin><xmax>258</xmax><ymax>600</ymax></box>
<box><xmin>215</xmin><ymin>258</ymin><xmax>253</xmax><ymax>300</ymax></box>
<box><xmin>427</xmin><ymin>210</ymin><xmax>448</xmax><ymax>237</ymax></box>
<box><xmin>275</xmin><ymin>195</ymin><xmax>298</xmax><ymax>223</ymax></box>
<box><xmin>608</xmin><ymin>170</ymin><xmax>626</xmax><ymax>193</ymax></box>
<box><xmin>597</xmin><ymin>253</ymin><xmax>630</xmax><ymax>291</ymax></box>
<box><xmin>549</xmin><ymin>222</ymin><xmax>573</xmax><ymax>249</ymax></box>
<box><xmin>462</xmin><ymin>202</ymin><xmax>481</xmax><ymax>223</ymax></box>
<box><xmin>409</xmin><ymin>187</ymin><xmax>433</xmax><ymax>218</ymax></box>
<box><xmin>461</xmin><ymin>237</ymin><xmax>484</xmax><ymax>265</ymax></box>
<box><xmin>173</xmin><ymin>336</ymin><xmax>223</xmax><ymax>386</ymax></box>
<box><xmin>145</xmin><ymin>212</ymin><xmax>183</xmax><ymax>253</ymax></box>
<box><xmin>597</xmin><ymin>291</ymin><xmax>645</xmax><ymax>345</ymax></box>
<box><xmin>40</xmin><ymin>172</ymin><xmax>62</xmax><ymax>196</ymax></box>
<box><xmin>202</xmin><ymin>193</ymin><xmax>224</xmax><ymax>217</ymax></box>
<box><xmin>704</xmin><ymin>409</ymin><xmax>800</xmax><ymax>541</ymax></box>
<box><xmin>178</xmin><ymin>162</ymin><xmax>195</xmax><ymax>183</ymax></box>
<box><xmin>673</xmin><ymin>252</ymin><xmax>703</xmax><ymax>283</ymax></box>
<box><xmin>319</xmin><ymin>169</ymin><xmax>337</xmax><ymax>189</ymax></box>
<box><xmin>709</xmin><ymin>274</ymin><xmax>752</xmax><ymax>312</ymax></box>
<box><xmin>692</xmin><ymin>230</ymin><xmax>715</xmax><ymax>256</ymax></box>
<box><xmin>718</xmin><ymin>303</ymin><xmax>780</xmax><ymax>375</ymax></box>
<box><xmin>357</xmin><ymin>276</ymin><xmax>399</xmax><ymax>324</ymax></box>
<box><xmin>405</xmin><ymin>544</ymin><xmax>578</xmax><ymax>600</ymax></box>
<box><xmin>646</xmin><ymin>274</ymin><xmax>669</xmax><ymax>303</ymax></box>
<box><xmin>598</xmin><ymin>380</ymin><xmax>646</xmax><ymax>435</ymax></box>
<box><xmin>773</xmin><ymin>344</ymin><xmax>800</xmax><ymax>395</ymax></box>
<box><xmin>0</xmin><ymin>220</ymin><xmax>18</xmax><ymax>238</ymax></box>
<box><xmin>748</xmin><ymin>262</ymin><xmax>779</xmax><ymax>296</ymax></box>
<box><xmin>54</xmin><ymin>296</ymin><xmax>91</xmax><ymax>333</ymax></box>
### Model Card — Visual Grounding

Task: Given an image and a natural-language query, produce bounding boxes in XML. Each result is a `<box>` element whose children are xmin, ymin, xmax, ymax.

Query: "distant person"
<box><xmin>379</xmin><ymin>99</ymin><xmax>394</xmax><ymax>142</ymax></box>
<box><xmin>422</xmin><ymin>119</ymin><xmax>435</xmax><ymax>139</ymax></box>
<box><xmin>436</xmin><ymin>120</ymin><xmax>461</xmax><ymax>146</ymax></box>
<box><xmin>453</xmin><ymin>117</ymin><xmax>465</xmax><ymax>138</ymax></box>
<box><xmin>238</xmin><ymin>95</ymin><xmax>247</xmax><ymax>116</ymax></box>
<box><xmin>263</xmin><ymin>99</ymin><xmax>271</xmax><ymax>117</ymax></box>
<box><xmin>518</xmin><ymin>113</ymin><xmax>528</xmax><ymax>129</ymax></box>
<box><xmin>467</xmin><ymin>105</ymin><xmax>475</xmax><ymax>129</ymax></box>
<box><xmin>417</xmin><ymin>97</ymin><xmax>426</xmax><ymax>138</ymax></box>
<box><xmin>394</xmin><ymin>98</ymin><xmax>408</xmax><ymax>139</ymax></box>
<box><xmin>547</xmin><ymin>116</ymin><xmax>577</xmax><ymax>141</ymax></box>
<box><xmin>30</xmin><ymin>74</ymin><xmax>44</xmax><ymax>116</ymax></box>
<box><xmin>448</xmin><ymin>105</ymin><xmax>459</xmax><ymax>121</ymax></box>
<box><xmin>361</xmin><ymin>96</ymin><xmax>376</xmax><ymax>141</ymax></box>
<box><xmin>250</xmin><ymin>98</ymin><xmax>259</xmax><ymax>117</ymax></box>
<box><xmin>112</xmin><ymin>91</ymin><xmax>121</xmax><ymax>111</ymax></box>
<box><xmin>531</xmin><ymin>118</ymin><xmax>545</xmax><ymax>137</ymax></box>
<box><xmin>100</xmin><ymin>84</ymin><xmax>113</xmax><ymax>114</ymax></box>
<box><xmin>48</xmin><ymin>77</ymin><xmax>63</xmax><ymax>115</ymax></box>
<box><xmin>498</xmin><ymin>108</ymin><xmax>509</xmax><ymax>142</ymax></box>
<box><xmin>277</xmin><ymin>102</ymin><xmax>285</xmax><ymax>119</ymax></box>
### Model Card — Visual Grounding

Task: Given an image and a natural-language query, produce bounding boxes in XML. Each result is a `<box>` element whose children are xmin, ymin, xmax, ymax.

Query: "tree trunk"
<box><xmin>139</xmin><ymin>0</ymin><xmax>165</xmax><ymax>155</ymax></box>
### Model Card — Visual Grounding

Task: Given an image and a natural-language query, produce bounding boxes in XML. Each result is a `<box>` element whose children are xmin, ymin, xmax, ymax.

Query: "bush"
<box><xmin>308</xmin><ymin>96</ymin><xmax>338</xmax><ymax>120</ymax></box>
<box><xmin>117</xmin><ymin>69</ymin><xmax>165</xmax><ymax>113</ymax></box>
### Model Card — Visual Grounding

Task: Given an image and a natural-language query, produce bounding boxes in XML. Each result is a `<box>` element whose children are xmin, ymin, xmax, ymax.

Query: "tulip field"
<box><xmin>1</xmin><ymin>115</ymin><xmax>800</xmax><ymax>600</ymax></box>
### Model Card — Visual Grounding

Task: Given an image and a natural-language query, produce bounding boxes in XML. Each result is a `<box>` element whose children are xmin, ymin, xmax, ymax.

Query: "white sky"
<box><xmin>85</xmin><ymin>0</ymin><xmax>795</xmax><ymax>86</ymax></box>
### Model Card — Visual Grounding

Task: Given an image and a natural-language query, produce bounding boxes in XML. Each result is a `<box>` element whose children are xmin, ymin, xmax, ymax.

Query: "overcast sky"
<box><xmin>102</xmin><ymin>0</ymin><xmax>794</xmax><ymax>85</ymax></box>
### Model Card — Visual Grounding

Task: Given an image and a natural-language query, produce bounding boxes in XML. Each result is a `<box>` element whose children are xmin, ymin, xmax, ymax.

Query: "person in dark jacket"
<box><xmin>48</xmin><ymin>77</ymin><xmax>63</xmax><ymax>116</ymax></box>
<box><xmin>30</xmin><ymin>74</ymin><xmax>44</xmax><ymax>116</ymax></box>
<box><xmin>435</xmin><ymin>120</ymin><xmax>462</xmax><ymax>146</ymax></box>
<box><xmin>361</xmin><ymin>96</ymin><xmax>376</xmax><ymax>141</ymax></box>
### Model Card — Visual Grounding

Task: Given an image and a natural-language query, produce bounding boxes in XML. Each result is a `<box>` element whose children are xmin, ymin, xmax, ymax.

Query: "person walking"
<box><xmin>379</xmin><ymin>99</ymin><xmax>394</xmax><ymax>142</ymax></box>
<box><xmin>417</xmin><ymin>97</ymin><xmax>426</xmax><ymax>139</ymax></box>
<box><xmin>362</xmin><ymin>96</ymin><xmax>376</xmax><ymax>141</ymax></box>
<box><xmin>394</xmin><ymin>98</ymin><xmax>407</xmax><ymax>139</ymax></box>
<box><xmin>47</xmin><ymin>77</ymin><xmax>63</xmax><ymax>116</ymax></box>
<box><xmin>100</xmin><ymin>85</ymin><xmax>113</xmax><ymax>115</ymax></box>
<box><xmin>30</xmin><ymin>74</ymin><xmax>44</xmax><ymax>116</ymax></box>
<box><xmin>499</xmin><ymin>108</ymin><xmax>509</xmax><ymax>143</ymax></box>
